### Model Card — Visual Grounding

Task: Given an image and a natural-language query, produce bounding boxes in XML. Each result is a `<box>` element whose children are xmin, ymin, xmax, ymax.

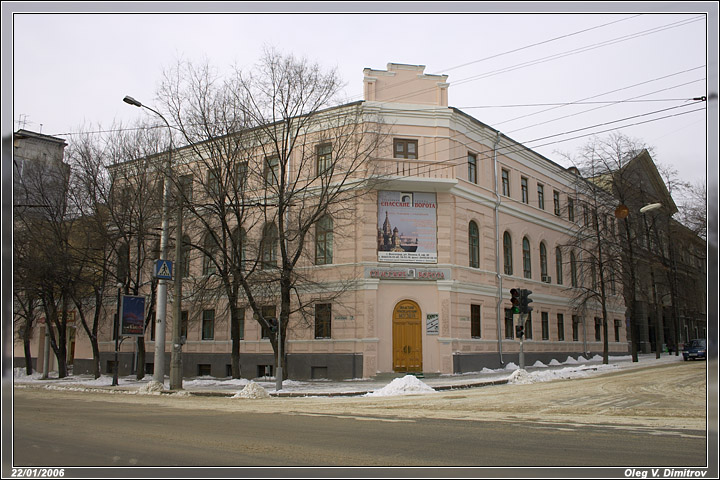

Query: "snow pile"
<box><xmin>232</xmin><ymin>381</ymin><xmax>271</xmax><ymax>399</ymax></box>
<box><xmin>591</xmin><ymin>355</ymin><xmax>604</xmax><ymax>362</ymax></box>
<box><xmin>138</xmin><ymin>381</ymin><xmax>165</xmax><ymax>394</ymax></box>
<box><xmin>563</xmin><ymin>356</ymin><xmax>579</xmax><ymax>364</ymax></box>
<box><xmin>507</xmin><ymin>369</ymin><xmax>535</xmax><ymax>385</ymax></box>
<box><xmin>183</xmin><ymin>377</ymin><xmax>251</xmax><ymax>389</ymax></box>
<box><xmin>365</xmin><ymin>375</ymin><xmax>436</xmax><ymax>397</ymax></box>
<box><xmin>504</xmin><ymin>362</ymin><xmax>519</xmax><ymax>370</ymax></box>
<box><xmin>548</xmin><ymin>359</ymin><xmax>562</xmax><ymax>366</ymax></box>
<box><xmin>532</xmin><ymin>361</ymin><xmax>548</xmax><ymax>368</ymax></box>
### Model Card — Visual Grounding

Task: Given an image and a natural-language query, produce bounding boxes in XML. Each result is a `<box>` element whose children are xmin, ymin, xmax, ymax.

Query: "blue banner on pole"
<box><xmin>121</xmin><ymin>295</ymin><xmax>146</xmax><ymax>336</ymax></box>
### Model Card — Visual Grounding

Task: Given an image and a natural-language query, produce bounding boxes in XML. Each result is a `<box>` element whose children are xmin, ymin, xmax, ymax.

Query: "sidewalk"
<box><xmin>13</xmin><ymin>353</ymin><xmax>687</xmax><ymax>398</ymax></box>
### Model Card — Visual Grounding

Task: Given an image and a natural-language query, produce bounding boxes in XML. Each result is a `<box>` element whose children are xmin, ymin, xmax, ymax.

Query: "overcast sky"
<box><xmin>6</xmin><ymin>3</ymin><xmax>717</xmax><ymax>193</ymax></box>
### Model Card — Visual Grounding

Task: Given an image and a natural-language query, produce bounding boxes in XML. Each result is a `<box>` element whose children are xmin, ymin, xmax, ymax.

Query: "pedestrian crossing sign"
<box><xmin>155</xmin><ymin>260</ymin><xmax>173</xmax><ymax>280</ymax></box>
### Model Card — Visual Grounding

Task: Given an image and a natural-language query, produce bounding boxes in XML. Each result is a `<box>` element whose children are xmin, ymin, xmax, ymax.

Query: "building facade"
<box><xmin>17</xmin><ymin>64</ymin><xmax>637</xmax><ymax>380</ymax></box>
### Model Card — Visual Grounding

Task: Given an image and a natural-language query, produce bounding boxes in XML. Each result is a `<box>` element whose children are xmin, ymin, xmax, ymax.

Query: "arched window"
<box><xmin>315</xmin><ymin>215</ymin><xmax>333</xmax><ymax>265</ymax></box>
<box><xmin>522</xmin><ymin>237</ymin><xmax>532</xmax><ymax>279</ymax></box>
<box><xmin>468</xmin><ymin>221</ymin><xmax>480</xmax><ymax>268</ymax></box>
<box><xmin>203</xmin><ymin>233</ymin><xmax>218</xmax><ymax>275</ymax></box>
<box><xmin>503</xmin><ymin>231</ymin><xmax>513</xmax><ymax>275</ymax></box>
<box><xmin>555</xmin><ymin>247</ymin><xmax>563</xmax><ymax>285</ymax></box>
<box><xmin>181</xmin><ymin>235</ymin><xmax>191</xmax><ymax>278</ymax></box>
<box><xmin>570</xmin><ymin>251</ymin><xmax>578</xmax><ymax>287</ymax></box>
<box><xmin>539</xmin><ymin>242</ymin><xmax>548</xmax><ymax>280</ymax></box>
<box><xmin>260</xmin><ymin>223</ymin><xmax>278</xmax><ymax>269</ymax></box>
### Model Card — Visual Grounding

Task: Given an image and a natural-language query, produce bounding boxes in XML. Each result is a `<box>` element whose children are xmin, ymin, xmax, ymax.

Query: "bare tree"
<box><xmin>103</xmin><ymin>122</ymin><xmax>167</xmax><ymax>379</ymax></box>
<box><xmin>558</xmin><ymin>139</ymin><xmax>629</xmax><ymax>364</ymax></box>
<box><xmin>153</xmin><ymin>50</ymin><xmax>385</xmax><ymax>379</ymax></box>
<box><xmin>13</xmin><ymin>145</ymin><xmax>73</xmax><ymax>377</ymax></box>
<box><xmin>676</xmin><ymin>180</ymin><xmax>707</xmax><ymax>241</ymax></box>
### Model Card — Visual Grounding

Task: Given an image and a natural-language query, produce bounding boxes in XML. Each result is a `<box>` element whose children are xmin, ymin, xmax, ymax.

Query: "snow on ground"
<box><xmin>12</xmin><ymin>354</ymin><xmax>684</xmax><ymax>397</ymax></box>
<box><xmin>232</xmin><ymin>381</ymin><xmax>271</xmax><ymax>399</ymax></box>
<box><xmin>365</xmin><ymin>375</ymin><xmax>436</xmax><ymax>397</ymax></box>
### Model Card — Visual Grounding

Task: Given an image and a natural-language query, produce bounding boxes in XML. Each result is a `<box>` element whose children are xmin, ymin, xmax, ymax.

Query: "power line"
<box><xmin>434</xmin><ymin>15</ymin><xmax>646</xmax><ymax>74</ymax></box>
<box><xmin>458</xmin><ymin>98</ymin><xmax>696</xmax><ymax>109</ymax></box>
<box><xmin>504</xmin><ymin>77</ymin><xmax>705</xmax><ymax>134</ymax></box>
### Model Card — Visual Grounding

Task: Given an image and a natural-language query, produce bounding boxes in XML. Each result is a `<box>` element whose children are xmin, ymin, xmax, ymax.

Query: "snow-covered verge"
<box><xmin>11</xmin><ymin>353</ymin><xmax>683</xmax><ymax>397</ymax></box>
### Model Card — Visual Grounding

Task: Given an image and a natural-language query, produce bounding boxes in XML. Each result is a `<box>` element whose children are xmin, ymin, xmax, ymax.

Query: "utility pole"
<box><xmin>170</xmin><ymin>197</ymin><xmax>183</xmax><ymax>390</ymax></box>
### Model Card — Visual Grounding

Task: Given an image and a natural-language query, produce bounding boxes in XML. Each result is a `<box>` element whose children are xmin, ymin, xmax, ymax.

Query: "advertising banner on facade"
<box><xmin>377</xmin><ymin>191</ymin><xmax>437</xmax><ymax>263</ymax></box>
<box><xmin>121</xmin><ymin>295</ymin><xmax>146</xmax><ymax>336</ymax></box>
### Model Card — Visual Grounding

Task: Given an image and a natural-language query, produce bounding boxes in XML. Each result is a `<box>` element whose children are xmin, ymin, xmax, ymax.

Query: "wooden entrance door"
<box><xmin>392</xmin><ymin>300</ymin><xmax>423</xmax><ymax>372</ymax></box>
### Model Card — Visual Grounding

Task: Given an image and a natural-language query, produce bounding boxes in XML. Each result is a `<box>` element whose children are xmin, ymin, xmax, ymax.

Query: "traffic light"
<box><xmin>515</xmin><ymin>324</ymin><xmax>524</xmax><ymax>338</ymax></box>
<box><xmin>519</xmin><ymin>289</ymin><xmax>533</xmax><ymax>314</ymax></box>
<box><xmin>510</xmin><ymin>288</ymin><xmax>520</xmax><ymax>314</ymax></box>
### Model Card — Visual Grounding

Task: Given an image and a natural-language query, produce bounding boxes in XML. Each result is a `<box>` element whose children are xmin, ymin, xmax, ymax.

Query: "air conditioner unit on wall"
<box><xmin>542</xmin><ymin>275</ymin><xmax>552</xmax><ymax>283</ymax></box>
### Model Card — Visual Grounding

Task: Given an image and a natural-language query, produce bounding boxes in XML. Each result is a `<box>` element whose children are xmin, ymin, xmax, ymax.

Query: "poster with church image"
<box><xmin>377</xmin><ymin>191</ymin><xmax>437</xmax><ymax>263</ymax></box>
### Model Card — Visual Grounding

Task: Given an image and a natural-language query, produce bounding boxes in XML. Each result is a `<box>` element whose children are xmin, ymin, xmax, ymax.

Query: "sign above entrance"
<box><xmin>366</xmin><ymin>267</ymin><xmax>450</xmax><ymax>280</ymax></box>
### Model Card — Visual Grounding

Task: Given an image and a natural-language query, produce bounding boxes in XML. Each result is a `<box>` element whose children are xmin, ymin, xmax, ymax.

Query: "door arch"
<box><xmin>392</xmin><ymin>300</ymin><xmax>423</xmax><ymax>372</ymax></box>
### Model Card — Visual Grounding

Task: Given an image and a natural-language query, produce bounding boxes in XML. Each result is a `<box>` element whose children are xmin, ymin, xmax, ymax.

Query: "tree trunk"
<box><xmin>136</xmin><ymin>337</ymin><xmax>146</xmax><ymax>380</ymax></box>
<box><xmin>23</xmin><ymin>332</ymin><xmax>34</xmax><ymax>376</ymax></box>
<box><xmin>231</xmin><ymin>313</ymin><xmax>241</xmax><ymax>379</ymax></box>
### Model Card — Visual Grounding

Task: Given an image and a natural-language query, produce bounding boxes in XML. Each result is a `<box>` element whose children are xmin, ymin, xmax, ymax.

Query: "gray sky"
<box><xmin>6</xmin><ymin>3</ymin><xmax>716</xmax><ymax>192</ymax></box>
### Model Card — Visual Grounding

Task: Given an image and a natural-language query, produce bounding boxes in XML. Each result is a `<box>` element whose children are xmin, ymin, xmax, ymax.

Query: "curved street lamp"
<box><xmin>123</xmin><ymin>95</ymin><xmax>174</xmax><ymax>387</ymax></box>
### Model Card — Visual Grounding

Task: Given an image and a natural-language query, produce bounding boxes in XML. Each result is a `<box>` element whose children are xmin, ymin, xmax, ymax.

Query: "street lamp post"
<box><xmin>123</xmin><ymin>95</ymin><xmax>173</xmax><ymax>386</ymax></box>
<box><xmin>641</xmin><ymin>202</ymin><xmax>664</xmax><ymax>359</ymax></box>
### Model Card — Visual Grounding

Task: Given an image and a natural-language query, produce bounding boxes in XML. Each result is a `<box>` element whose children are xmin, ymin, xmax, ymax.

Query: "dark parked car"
<box><xmin>682</xmin><ymin>339</ymin><xmax>706</xmax><ymax>361</ymax></box>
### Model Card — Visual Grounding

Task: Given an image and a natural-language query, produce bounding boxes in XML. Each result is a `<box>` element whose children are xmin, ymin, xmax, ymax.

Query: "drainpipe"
<box><xmin>492</xmin><ymin>132</ymin><xmax>504</xmax><ymax>365</ymax></box>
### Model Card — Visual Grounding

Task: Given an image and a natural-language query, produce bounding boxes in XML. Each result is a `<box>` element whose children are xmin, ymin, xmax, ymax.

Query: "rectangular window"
<box><xmin>394</xmin><ymin>139</ymin><xmax>418</xmax><ymax>159</ymax></box>
<box><xmin>207</xmin><ymin>169</ymin><xmax>220</xmax><ymax>196</ymax></box>
<box><xmin>179</xmin><ymin>174</ymin><xmax>193</xmax><ymax>204</ymax></box>
<box><xmin>236</xmin><ymin>161</ymin><xmax>248</xmax><ymax>190</ymax></box>
<box><xmin>202</xmin><ymin>309</ymin><xmax>215</xmax><ymax>340</ymax></box>
<box><xmin>524</xmin><ymin>312</ymin><xmax>533</xmax><ymax>340</ymax></box>
<box><xmin>180</xmin><ymin>310</ymin><xmax>188</xmax><ymax>339</ymax></box>
<box><xmin>568</xmin><ymin>198</ymin><xmax>575</xmax><ymax>222</ymax></box>
<box><xmin>197</xmin><ymin>364</ymin><xmax>212</xmax><ymax>376</ymax></box>
<box><xmin>541</xmin><ymin>312</ymin><xmax>549</xmax><ymax>340</ymax></box>
<box><xmin>261</xmin><ymin>306</ymin><xmax>276</xmax><ymax>339</ymax></box>
<box><xmin>521</xmin><ymin>177</ymin><xmax>529</xmax><ymax>204</ymax></box>
<box><xmin>315</xmin><ymin>303</ymin><xmax>332</xmax><ymax>339</ymax></box>
<box><xmin>557</xmin><ymin>313</ymin><xmax>565</xmax><ymax>341</ymax></box>
<box><xmin>537</xmin><ymin>184</ymin><xmax>545</xmax><ymax>210</ymax></box>
<box><xmin>553</xmin><ymin>190</ymin><xmax>560</xmax><ymax>216</ymax></box>
<box><xmin>572</xmin><ymin>315</ymin><xmax>580</xmax><ymax>341</ymax></box>
<box><xmin>468</xmin><ymin>153</ymin><xmax>477</xmax><ymax>184</ymax></box>
<box><xmin>504</xmin><ymin>308</ymin><xmax>514</xmax><ymax>339</ymax></box>
<box><xmin>471</xmin><ymin>304</ymin><xmax>481</xmax><ymax>338</ymax></box>
<box><xmin>501</xmin><ymin>169</ymin><xmax>510</xmax><ymax>196</ymax></box>
<box><xmin>235</xmin><ymin>307</ymin><xmax>245</xmax><ymax>341</ymax></box>
<box><xmin>595</xmin><ymin>317</ymin><xmax>602</xmax><ymax>341</ymax></box>
<box><xmin>316</xmin><ymin>143</ymin><xmax>332</xmax><ymax>175</ymax></box>
<box><xmin>614</xmin><ymin>320</ymin><xmax>621</xmax><ymax>343</ymax></box>
<box><xmin>264</xmin><ymin>156</ymin><xmax>279</xmax><ymax>185</ymax></box>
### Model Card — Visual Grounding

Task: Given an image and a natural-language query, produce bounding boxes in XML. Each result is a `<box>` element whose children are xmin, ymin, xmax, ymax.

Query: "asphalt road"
<box><xmin>8</xmin><ymin>361</ymin><xmax>710</xmax><ymax>476</ymax></box>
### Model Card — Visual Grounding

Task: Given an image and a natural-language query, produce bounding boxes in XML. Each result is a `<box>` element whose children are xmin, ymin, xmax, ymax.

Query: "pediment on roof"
<box><xmin>619</xmin><ymin>149</ymin><xmax>678</xmax><ymax>214</ymax></box>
